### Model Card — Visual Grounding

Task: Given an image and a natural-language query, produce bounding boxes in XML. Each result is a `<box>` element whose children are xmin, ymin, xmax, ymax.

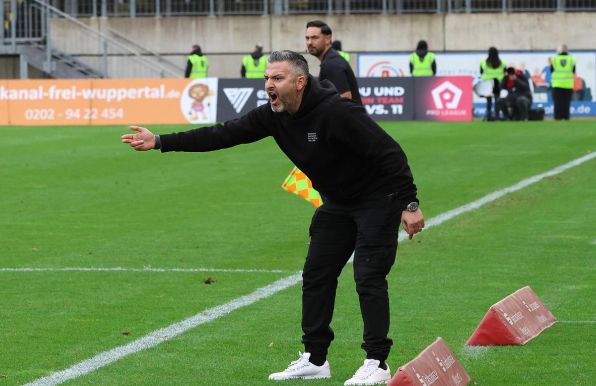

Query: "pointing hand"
<box><xmin>121</xmin><ymin>125</ymin><xmax>156</xmax><ymax>151</ymax></box>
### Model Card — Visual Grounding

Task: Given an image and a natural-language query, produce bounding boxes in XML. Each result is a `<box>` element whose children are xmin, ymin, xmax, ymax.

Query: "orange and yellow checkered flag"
<box><xmin>281</xmin><ymin>166</ymin><xmax>322</xmax><ymax>207</ymax></box>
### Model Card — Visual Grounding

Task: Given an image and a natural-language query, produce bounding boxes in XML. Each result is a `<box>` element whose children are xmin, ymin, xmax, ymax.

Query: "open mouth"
<box><xmin>268</xmin><ymin>91</ymin><xmax>278</xmax><ymax>105</ymax></box>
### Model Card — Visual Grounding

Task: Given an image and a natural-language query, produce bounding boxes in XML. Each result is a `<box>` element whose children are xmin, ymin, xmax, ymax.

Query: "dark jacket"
<box><xmin>160</xmin><ymin>75</ymin><xmax>417</xmax><ymax>207</ymax></box>
<box><xmin>319</xmin><ymin>48</ymin><xmax>362</xmax><ymax>106</ymax></box>
<box><xmin>501</xmin><ymin>70</ymin><xmax>532</xmax><ymax>103</ymax></box>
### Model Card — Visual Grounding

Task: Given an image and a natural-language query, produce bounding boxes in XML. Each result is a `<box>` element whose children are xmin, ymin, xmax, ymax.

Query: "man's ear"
<box><xmin>296</xmin><ymin>74</ymin><xmax>306</xmax><ymax>91</ymax></box>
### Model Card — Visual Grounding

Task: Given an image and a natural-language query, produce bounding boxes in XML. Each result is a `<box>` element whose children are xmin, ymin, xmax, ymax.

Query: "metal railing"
<box><xmin>36</xmin><ymin>0</ymin><xmax>182</xmax><ymax>77</ymax></box>
<box><xmin>2</xmin><ymin>0</ymin><xmax>184</xmax><ymax>77</ymax></box>
<box><xmin>37</xmin><ymin>0</ymin><xmax>596</xmax><ymax>16</ymax></box>
<box><xmin>105</xmin><ymin>26</ymin><xmax>184</xmax><ymax>74</ymax></box>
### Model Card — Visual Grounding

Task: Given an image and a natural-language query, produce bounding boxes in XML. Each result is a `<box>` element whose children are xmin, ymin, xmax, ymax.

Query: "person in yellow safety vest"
<box><xmin>185</xmin><ymin>44</ymin><xmax>208</xmax><ymax>78</ymax></box>
<box><xmin>241</xmin><ymin>43</ymin><xmax>267</xmax><ymax>78</ymax></box>
<box><xmin>480</xmin><ymin>46</ymin><xmax>506</xmax><ymax>121</ymax></box>
<box><xmin>409</xmin><ymin>40</ymin><xmax>436</xmax><ymax>77</ymax></box>
<box><xmin>332</xmin><ymin>40</ymin><xmax>351</xmax><ymax>63</ymax></box>
<box><xmin>550</xmin><ymin>44</ymin><xmax>576</xmax><ymax>120</ymax></box>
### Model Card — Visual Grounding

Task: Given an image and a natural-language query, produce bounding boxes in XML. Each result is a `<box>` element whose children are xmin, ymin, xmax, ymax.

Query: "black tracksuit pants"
<box><xmin>301</xmin><ymin>193</ymin><xmax>401</xmax><ymax>363</ymax></box>
<box><xmin>485</xmin><ymin>79</ymin><xmax>501</xmax><ymax>119</ymax></box>
<box><xmin>552</xmin><ymin>87</ymin><xmax>573</xmax><ymax>120</ymax></box>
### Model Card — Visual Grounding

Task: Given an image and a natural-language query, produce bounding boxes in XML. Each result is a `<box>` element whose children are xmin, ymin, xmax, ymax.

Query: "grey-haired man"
<box><xmin>122</xmin><ymin>51</ymin><xmax>424</xmax><ymax>385</ymax></box>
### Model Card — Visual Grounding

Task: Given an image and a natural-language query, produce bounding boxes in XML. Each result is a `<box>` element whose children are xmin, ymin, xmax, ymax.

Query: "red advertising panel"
<box><xmin>467</xmin><ymin>286</ymin><xmax>557</xmax><ymax>346</ymax></box>
<box><xmin>390</xmin><ymin>337</ymin><xmax>471</xmax><ymax>386</ymax></box>
<box><xmin>414</xmin><ymin>76</ymin><xmax>473</xmax><ymax>121</ymax></box>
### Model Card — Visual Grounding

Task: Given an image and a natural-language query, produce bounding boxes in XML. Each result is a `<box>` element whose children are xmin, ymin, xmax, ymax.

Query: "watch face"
<box><xmin>407</xmin><ymin>202</ymin><xmax>419</xmax><ymax>212</ymax></box>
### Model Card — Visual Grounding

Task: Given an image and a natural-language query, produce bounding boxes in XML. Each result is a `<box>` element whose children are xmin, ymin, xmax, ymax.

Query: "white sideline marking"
<box><xmin>0</xmin><ymin>267</ymin><xmax>287</xmax><ymax>274</ymax></box>
<box><xmin>396</xmin><ymin>151</ymin><xmax>596</xmax><ymax>242</ymax></box>
<box><xmin>558</xmin><ymin>320</ymin><xmax>596</xmax><ymax>324</ymax></box>
<box><xmin>23</xmin><ymin>273</ymin><xmax>303</xmax><ymax>386</ymax></box>
<box><xmin>24</xmin><ymin>152</ymin><xmax>594</xmax><ymax>386</ymax></box>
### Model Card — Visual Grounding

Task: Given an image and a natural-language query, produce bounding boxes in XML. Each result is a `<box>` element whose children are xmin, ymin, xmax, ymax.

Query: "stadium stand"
<box><xmin>1</xmin><ymin>0</ymin><xmax>595</xmax><ymax>79</ymax></box>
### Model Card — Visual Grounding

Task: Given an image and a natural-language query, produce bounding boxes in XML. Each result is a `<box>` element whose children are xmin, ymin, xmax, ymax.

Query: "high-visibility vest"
<box><xmin>189</xmin><ymin>54</ymin><xmax>208</xmax><ymax>78</ymax></box>
<box><xmin>242</xmin><ymin>55</ymin><xmax>267</xmax><ymax>78</ymax></box>
<box><xmin>550</xmin><ymin>54</ymin><xmax>575</xmax><ymax>89</ymax></box>
<box><xmin>480</xmin><ymin>58</ymin><xmax>506</xmax><ymax>81</ymax></box>
<box><xmin>338</xmin><ymin>50</ymin><xmax>351</xmax><ymax>63</ymax></box>
<box><xmin>410</xmin><ymin>52</ymin><xmax>435</xmax><ymax>76</ymax></box>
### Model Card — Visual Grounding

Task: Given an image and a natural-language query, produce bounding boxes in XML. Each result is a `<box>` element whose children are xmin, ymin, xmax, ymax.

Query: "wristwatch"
<box><xmin>406</xmin><ymin>201</ymin><xmax>419</xmax><ymax>213</ymax></box>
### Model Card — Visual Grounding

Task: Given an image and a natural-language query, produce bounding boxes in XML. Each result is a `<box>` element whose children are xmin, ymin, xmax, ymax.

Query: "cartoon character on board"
<box><xmin>188</xmin><ymin>83</ymin><xmax>212</xmax><ymax>121</ymax></box>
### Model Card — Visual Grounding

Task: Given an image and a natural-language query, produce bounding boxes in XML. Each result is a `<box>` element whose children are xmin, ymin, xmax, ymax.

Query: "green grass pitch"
<box><xmin>0</xmin><ymin>120</ymin><xmax>594</xmax><ymax>385</ymax></box>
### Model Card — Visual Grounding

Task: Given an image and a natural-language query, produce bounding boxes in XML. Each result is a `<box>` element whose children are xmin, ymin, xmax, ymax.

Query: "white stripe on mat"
<box><xmin>24</xmin><ymin>152</ymin><xmax>594</xmax><ymax>386</ymax></box>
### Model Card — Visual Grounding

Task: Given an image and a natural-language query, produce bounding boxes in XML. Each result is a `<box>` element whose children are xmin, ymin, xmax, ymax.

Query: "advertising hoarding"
<box><xmin>358</xmin><ymin>51</ymin><xmax>596</xmax><ymax>117</ymax></box>
<box><xmin>357</xmin><ymin>77</ymin><xmax>414</xmax><ymax>120</ymax></box>
<box><xmin>216</xmin><ymin>78</ymin><xmax>269</xmax><ymax>121</ymax></box>
<box><xmin>0</xmin><ymin>80</ymin><xmax>8</xmax><ymax>125</ymax></box>
<box><xmin>414</xmin><ymin>76</ymin><xmax>473</xmax><ymax>121</ymax></box>
<box><xmin>0</xmin><ymin>78</ymin><xmax>220</xmax><ymax>126</ymax></box>
<box><xmin>0</xmin><ymin>75</ymin><xmax>472</xmax><ymax>125</ymax></box>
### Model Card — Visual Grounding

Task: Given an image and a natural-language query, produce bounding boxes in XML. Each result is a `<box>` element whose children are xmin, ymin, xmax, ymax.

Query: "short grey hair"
<box><xmin>557</xmin><ymin>44</ymin><xmax>568</xmax><ymax>54</ymax></box>
<box><xmin>268</xmin><ymin>50</ymin><xmax>309</xmax><ymax>77</ymax></box>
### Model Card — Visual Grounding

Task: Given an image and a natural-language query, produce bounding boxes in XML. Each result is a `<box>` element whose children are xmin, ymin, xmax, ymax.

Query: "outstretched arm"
<box><xmin>121</xmin><ymin>125</ymin><xmax>156</xmax><ymax>151</ymax></box>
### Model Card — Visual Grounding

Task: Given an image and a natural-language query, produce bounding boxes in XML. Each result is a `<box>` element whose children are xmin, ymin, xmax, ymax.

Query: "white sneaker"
<box><xmin>269</xmin><ymin>352</ymin><xmax>331</xmax><ymax>381</ymax></box>
<box><xmin>344</xmin><ymin>359</ymin><xmax>391</xmax><ymax>385</ymax></box>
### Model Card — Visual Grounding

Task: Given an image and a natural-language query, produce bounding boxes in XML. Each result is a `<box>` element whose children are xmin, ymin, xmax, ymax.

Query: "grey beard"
<box><xmin>270</xmin><ymin>103</ymin><xmax>285</xmax><ymax>113</ymax></box>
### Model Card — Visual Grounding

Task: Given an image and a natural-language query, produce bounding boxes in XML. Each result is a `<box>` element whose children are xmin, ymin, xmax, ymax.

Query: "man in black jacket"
<box><xmin>122</xmin><ymin>50</ymin><xmax>424</xmax><ymax>386</ymax></box>
<box><xmin>305</xmin><ymin>20</ymin><xmax>362</xmax><ymax>106</ymax></box>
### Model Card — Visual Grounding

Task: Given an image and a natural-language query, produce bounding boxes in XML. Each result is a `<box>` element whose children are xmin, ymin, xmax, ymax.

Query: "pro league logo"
<box><xmin>415</xmin><ymin>77</ymin><xmax>473</xmax><ymax>121</ymax></box>
<box><xmin>430</xmin><ymin>81</ymin><xmax>463</xmax><ymax>109</ymax></box>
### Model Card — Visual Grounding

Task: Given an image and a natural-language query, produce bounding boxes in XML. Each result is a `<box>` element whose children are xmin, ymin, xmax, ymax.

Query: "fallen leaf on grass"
<box><xmin>203</xmin><ymin>277</ymin><xmax>216</xmax><ymax>285</ymax></box>
<box><xmin>122</xmin><ymin>331</ymin><xmax>131</xmax><ymax>336</ymax></box>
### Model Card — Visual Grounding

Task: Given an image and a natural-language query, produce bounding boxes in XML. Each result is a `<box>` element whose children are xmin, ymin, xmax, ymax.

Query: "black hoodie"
<box><xmin>160</xmin><ymin>76</ymin><xmax>418</xmax><ymax>207</ymax></box>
